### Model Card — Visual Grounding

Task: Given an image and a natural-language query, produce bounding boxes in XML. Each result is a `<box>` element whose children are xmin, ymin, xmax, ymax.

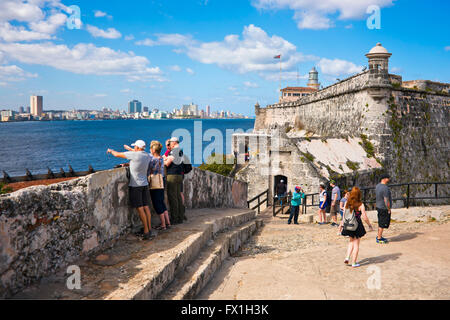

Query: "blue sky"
<box><xmin>0</xmin><ymin>0</ymin><xmax>449</xmax><ymax>115</ymax></box>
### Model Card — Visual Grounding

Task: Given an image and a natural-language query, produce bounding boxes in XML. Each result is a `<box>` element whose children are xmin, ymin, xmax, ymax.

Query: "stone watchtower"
<box><xmin>307</xmin><ymin>67</ymin><xmax>320</xmax><ymax>90</ymax></box>
<box><xmin>365</xmin><ymin>43</ymin><xmax>392</xmax><ymax>98</ymax></box>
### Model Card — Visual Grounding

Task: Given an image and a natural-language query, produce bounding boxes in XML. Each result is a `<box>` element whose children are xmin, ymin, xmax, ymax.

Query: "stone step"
<box><xmin>157</xmin><ymin>218</ymin><xmax>263</xmax><ymax>300</ymax></box>
<box><xmin>106</xmin><ymin>209</ymin><xmax>258</xmax><ymax>300</ymax></box>
<box><xmin>11</xmin><ymin>208</ymin><xmax>258</xmax><ymax>300</ymax></box>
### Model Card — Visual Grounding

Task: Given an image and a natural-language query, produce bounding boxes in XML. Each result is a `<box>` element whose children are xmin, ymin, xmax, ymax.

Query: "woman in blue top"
<box><xmin>317</xmin><ymin>184</ymin><xmax>327</xmax><ymax>225</ymax></box>
<box><xmin>149</xmin><ymin>141</ymin><xmax>171</xmax><ymax>231</ymax></box>
<box><xmin>288</xmin><ymin>186</ymin><xmax>305</xmax><ymax>225</ymax></box>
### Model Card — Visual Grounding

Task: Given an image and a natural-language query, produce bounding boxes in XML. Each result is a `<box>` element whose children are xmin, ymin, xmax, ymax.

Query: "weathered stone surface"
<box><xmin>234</xmin><ymin>70</ymin><xmax>449</xmax><ymax>205</ymax></box>
<box><xmin>0</xmin><ymin>167</ymin><xmax>248</xmax><ymax>298</ymax></box>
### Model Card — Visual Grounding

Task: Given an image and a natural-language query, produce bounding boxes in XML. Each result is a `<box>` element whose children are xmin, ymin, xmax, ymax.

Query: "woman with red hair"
<box><xmin>340</xmin><ymin>187</ymin><xmax>374</xmax><ymax>267</ymax></box>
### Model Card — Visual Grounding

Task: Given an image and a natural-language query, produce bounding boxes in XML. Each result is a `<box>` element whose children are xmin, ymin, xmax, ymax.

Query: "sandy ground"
<box><xmin>198</xmin><ymin>209</ymin><xmax>450</xmax><ymax>300</ymax></box>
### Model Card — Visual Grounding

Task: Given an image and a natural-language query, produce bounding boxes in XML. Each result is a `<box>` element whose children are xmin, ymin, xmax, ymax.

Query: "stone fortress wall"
<box><xmin>0</xmin><ymin>167</ymin><xmax>248</xmax><ymax>298</ymax></box>
<box><xmin>235</xmin><ymin>43</ymin><xmax>450</xmax><ymax>203</ymax></box>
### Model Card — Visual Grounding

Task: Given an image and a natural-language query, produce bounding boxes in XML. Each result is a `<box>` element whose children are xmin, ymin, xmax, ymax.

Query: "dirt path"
<box><xmin>198</xmin><ymin>209</ymin><xmax>450</xmax><ymax>300</ymax></box>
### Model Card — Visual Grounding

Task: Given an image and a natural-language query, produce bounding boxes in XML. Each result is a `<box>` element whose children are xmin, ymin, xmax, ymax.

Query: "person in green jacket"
<box><xmin>288</xmin><ymin>186</ymin><xmax>305</xmax><ymax>225</ymax></box>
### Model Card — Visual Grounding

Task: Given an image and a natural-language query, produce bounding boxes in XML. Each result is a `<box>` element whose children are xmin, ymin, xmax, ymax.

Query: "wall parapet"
<box><xmin>0</xmin><ymin>167</ymin><xmax>247</xmax><ymax>297</ymax></box>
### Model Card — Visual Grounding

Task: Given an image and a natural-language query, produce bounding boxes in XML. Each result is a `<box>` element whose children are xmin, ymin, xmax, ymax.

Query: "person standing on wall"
<box><xmin>375</xmin><ymin>173</ymin><xmax>392</xmax><ymax>244</ymax></box>
<box><xmin>107</xmin><ymin>140</ymin><xmax>154</xmax><ymax>240</ymax></box>
<box><xmin>329</xmin><ymin>180</ymin><xmax>341</xmax><ymax>227</ymax></box>
<box><xmin>164</xmin><ymin>137</ymin><xmax>185</xmax><ymax>224</ymax></box>
<box><xmin>288</xmin><ymin>186</ymin><xmax>305</xmax><ymax>225</ymax></box>
<box><xmin>276</xmin><ymin>179</ymin><xmax>287</xmax><ymax>206</ymax></box>
<box><xmin>317</xmin><ymin>183</ymin><xmax>327</xmax><ymax>225</ymax></box>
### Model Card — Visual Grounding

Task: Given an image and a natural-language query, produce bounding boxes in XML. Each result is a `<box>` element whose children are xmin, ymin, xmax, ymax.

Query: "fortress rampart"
<box><xmin>0</xmin><ymin>167</ymin><xmax>247</xmax><ymax>298</ymax></box>
<box><xmin>234</xmin><ymin>43</ymin><xmax>449</xmax><ymax>202</ymax></box>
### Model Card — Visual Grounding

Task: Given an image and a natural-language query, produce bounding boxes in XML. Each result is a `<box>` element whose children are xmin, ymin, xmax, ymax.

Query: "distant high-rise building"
<box><xmin>128</xmin><ymin>100</ymin><xmax>142</xmax><ymax>114</ymax></box>
<box><xmin>26</xmin><ymin>106</ymin><xmax>30</xmax><ymax>113</ymax></box>
<box><xmin>206</xmin><ymin>105</ymin><xmax>210</xmax><ymax>117</ymax></box>
<box><xmin>143</xmin><ymin>106</ymin><xmax>149</xmax><ymax>112</ymax></box>
<box><xmin>19</xmin><ymin>106</ymin><xmax>24</xmax><ymax>113</ymax></box>
<box><xmin>30</xmin><ymin>96</ymin><xmax>43</xmax><ymax>116</ymax></box>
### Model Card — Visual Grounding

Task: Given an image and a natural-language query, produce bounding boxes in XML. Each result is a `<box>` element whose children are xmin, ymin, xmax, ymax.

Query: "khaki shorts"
<box><xmin>330</xmin><ymin>202</ymin><xmax>340</xmax><ymax>215</ymax></box>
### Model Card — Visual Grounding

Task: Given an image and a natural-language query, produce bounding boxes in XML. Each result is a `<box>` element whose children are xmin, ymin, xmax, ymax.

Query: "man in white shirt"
<box><xmin>107</xmin><ymin>140</ymin><xmax>154</xmax><ymax>240</ymax></box>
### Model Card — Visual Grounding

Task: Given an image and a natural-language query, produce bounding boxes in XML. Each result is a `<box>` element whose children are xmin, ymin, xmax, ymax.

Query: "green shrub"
<box><xmin>198</xmin><ymin>153</ymin><xmax>235</xmax><ymax>177</ymax></box>
<box><xmin>346</xmin><ymin>160</ymin><xmax>360</xmax><ymax>171</ymax></box>
<box><xmin>0</xmin><ymin>182</ymin><xmax>13</xmax><ymax>194</ymax></box>
<box><xmin>301</xmin><ymin>151</ymin><xmax>315</xmax><ymax>162</ymax></box>
<box><xmin>360</xmin><ymin>134</ymin><xmax>375</xmax><ymax>158</ymax></box>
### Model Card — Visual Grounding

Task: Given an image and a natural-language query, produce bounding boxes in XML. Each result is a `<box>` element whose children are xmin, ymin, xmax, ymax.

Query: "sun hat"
<box><xmin>169</xmin><ymin>137</ymin><xmax>179</xmax><ymax>142</ymax></box>
<box><xmin>131</xmin><ymin>140</ymin><xmax>146</xmax><ymax>149</ymax></box>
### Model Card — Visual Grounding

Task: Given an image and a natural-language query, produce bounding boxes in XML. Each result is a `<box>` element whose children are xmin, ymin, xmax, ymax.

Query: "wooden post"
<box><xmin>258</xmin><ymin>195</ymin><xmax>261</xmax><ymax>215</ymax></box>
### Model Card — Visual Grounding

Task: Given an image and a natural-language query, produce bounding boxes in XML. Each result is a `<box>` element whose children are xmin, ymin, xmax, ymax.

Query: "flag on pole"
<box><xmin>274</xmin><ymin>54</ymin><xmax>281</xmax><ymax>59</ymax></box>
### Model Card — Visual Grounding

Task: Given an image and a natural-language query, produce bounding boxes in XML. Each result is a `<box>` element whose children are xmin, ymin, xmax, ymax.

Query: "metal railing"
<box><xmin>247</xmin><ymin>189</ymin><xmax>269</xmax><ymax>214</ymax></box>
<box><xmin>2</xmin><ymin>165</ymin><xmax>97</xmax><ymax>184</ymax></box>
<box><xmin>302</xmin><ymin>181</ymin><xmax>450</xmax><ymax>212</ymax></box>
<box><xmin>273</xmin><ymin>193</ymin><xmax>292</xmax><ymax>217</ymax></box>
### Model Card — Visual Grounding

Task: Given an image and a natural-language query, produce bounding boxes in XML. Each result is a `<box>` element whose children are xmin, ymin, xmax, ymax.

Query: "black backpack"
<box><xmin>182</xmin><ymin>155</ymin><xmax>192</xmax><ymax>174</ymax></box>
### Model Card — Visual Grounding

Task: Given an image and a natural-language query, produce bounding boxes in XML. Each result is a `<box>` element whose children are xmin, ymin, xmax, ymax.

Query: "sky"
<box><xmin>0</xmin><ymin>0</ymin><xmax>449</xmax><ymax>115</ymax></box>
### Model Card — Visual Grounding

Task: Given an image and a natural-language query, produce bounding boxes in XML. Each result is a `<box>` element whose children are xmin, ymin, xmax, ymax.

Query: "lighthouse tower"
<box><xmin>307</xmin><ymin>67</ymin><xmax>320</xmax><ymax>90</ymax></box>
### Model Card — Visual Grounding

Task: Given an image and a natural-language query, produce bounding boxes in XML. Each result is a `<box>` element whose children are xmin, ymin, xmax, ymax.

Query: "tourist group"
<box><xmin>275</xmin><ymin>175</ymin><xmax>393</xmax><ymax>268</ymax></box>
<box><xmin>107</xmin><ymin>137</ymin><xmax>190</xmax><ymax>240</ymax></box>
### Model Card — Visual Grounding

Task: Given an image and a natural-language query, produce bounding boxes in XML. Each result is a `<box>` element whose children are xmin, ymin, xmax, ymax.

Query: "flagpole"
<box><xmin>279</xmin><ymin>55</ymin><xmax>282</xmax><ymax>99</ymax></box>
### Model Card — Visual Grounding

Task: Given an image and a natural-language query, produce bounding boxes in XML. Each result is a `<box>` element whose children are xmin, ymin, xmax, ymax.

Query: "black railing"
<box><xmin>273</xmin><ymin>193</ymin><xmax>292</xmax><ymax>217</ymax></box>
<box><xmin>247</xmin><ymin>189</ymin><xmax>269</xmax><ymax>214</ymax></box>
<box><xmin>2</xmin><ymin>165</ymin><xmax>97</xmax><ymax>184</ymax></box>
<box><xmin>302</xmin><ymin>181</ymin><xmax>449</xmax><ymax>212</ymax></box>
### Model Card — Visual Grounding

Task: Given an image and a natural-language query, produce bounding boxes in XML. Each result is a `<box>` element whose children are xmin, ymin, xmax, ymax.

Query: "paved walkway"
<box><xmin>198</xmin><ymin>207</ymin><xmax>450</xmax><ymax>300</ymax></box>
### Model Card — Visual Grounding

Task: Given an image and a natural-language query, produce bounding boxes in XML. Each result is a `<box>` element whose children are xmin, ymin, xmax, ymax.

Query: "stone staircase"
<box><xmin>12</xmin><ymin>208</ymin><xmax>263</xmax><ymax>300</ymax></box>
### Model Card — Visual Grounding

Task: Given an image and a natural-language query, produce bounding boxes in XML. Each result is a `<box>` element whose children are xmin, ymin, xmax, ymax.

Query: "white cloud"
<box><xmin>94</xmin><ymin>93</ymin><xmax>107</xmax><ymax>97</ymax></box>
<box><xmin>0</xmin><ymin>0</ymin><xmax>46</xmax><ymax>23</ymax></box>
<box><xmin>29</xmin><ymin>13</ymin><xmax>67</xmax><ymax>34</ymax></box>
<box><xmin>180</xmin><ymin>25</ymin><xmax>316</xmax><ymax>79</ymax></box>
<box><xmin>170</xmin><ymin>65</ymin><xmax>182</xmax><ymax>71</ymax></box>
<box><xmin>251</xmin><ymin>0</ymin><xmax>395</xmax><ymax>30</ymax></box>
<box><xmin>0</xmin><ymin>42</ymin><xmax>165</xmax><ymax>82</ymax></box>
<box><xmin>94</xmin><ymin>10</ymin><xmax>112</xmax><ymax>19</ymax></box>
<box><xmin>124</xmin><ymin>34</ymin><xmax>134</xmax><ymax>41</ymax></box>
<box><xmin>244</xmin><ymin>81</ymin><xmax>259</xmax><ymax>88</ymax></box>
<box><xmin>0</xmin><ymin>22</ymin><xmax>54</xmax><ymax>42</ymax></box>
<box><xmin>317</xmin><ymin>58</ymin><xmax>363</xmax><ymax>76</ymax></box>
<box><xmin>445</xmin><ymin>46</ymin><xmax>450</xmax><ymax>51</ymax></box>
<box><xmin>0</xmin><ymin>1</ymin><xmax>68</xmax><ymax>42</ymax></box>
<box><xmin>120</xmin><ymin>88</ymin><xmax>131</xmax><ymax>93</ymax></box>
<box><xmin>0</xmin><ymin>64</ymin><xmax>37</xmax><ymax>82</ymax></box>
<box><xmin>186</xmin><ymin>67</ymin><xmax>194</xmax><ymax>74</ymax></box>
<box><xmin>86</xmin><ymin>25</ymin><xmax>122</xmax><ymax>39</ymax></box>
<box><xmin>345</xmin><ymin>24</ymin><xmax>354</xmax><ymax>29</ymax></box>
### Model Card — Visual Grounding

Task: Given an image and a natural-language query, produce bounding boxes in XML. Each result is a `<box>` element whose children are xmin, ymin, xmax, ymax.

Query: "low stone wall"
<box><xmin>0</xmin><ymin>167</ymin><xmax>247</xmax><ymax>298</ymax></box>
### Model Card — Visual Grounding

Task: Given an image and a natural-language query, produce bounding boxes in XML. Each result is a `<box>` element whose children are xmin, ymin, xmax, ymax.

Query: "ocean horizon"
<box><xmin>0</xmin><ymin>118</ymin><xmax>255</xmax><ymax>176</ymax></box>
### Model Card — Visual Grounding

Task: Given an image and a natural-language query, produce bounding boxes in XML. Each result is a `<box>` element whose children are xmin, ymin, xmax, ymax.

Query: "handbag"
<box><xmin>343</xmin><ymin>207</ymin><xmax>358</xmax><ymax>231</ymax></box>
<box><xmin>148</xmin><ymin>158</ymin><xmax>164</xmax><ymax>190</ymax></box>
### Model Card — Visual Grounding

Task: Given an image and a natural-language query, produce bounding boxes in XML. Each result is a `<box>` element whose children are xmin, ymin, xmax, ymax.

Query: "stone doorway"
<box><xmin>274</xmin><ymin>175</ymin><xmax>288</xmax><ymax>205</ymax></box>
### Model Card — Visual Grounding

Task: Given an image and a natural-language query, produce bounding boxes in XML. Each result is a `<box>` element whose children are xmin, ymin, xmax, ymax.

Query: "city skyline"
<box><xmin>0</xmin><ymin>1</ymin><xmax>449</xmax><ymax>115</ymax></box>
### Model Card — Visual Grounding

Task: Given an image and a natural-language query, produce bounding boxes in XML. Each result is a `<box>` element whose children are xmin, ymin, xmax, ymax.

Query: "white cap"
<box><xmin>170</xmin><ymin>137</ymin><xmax>179</xmax><ymax>142</ymax></box>
<box><xmin>131</xmin><ymin>140</ymin><xmax>146</xmax><ymax>149</ymax></box>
